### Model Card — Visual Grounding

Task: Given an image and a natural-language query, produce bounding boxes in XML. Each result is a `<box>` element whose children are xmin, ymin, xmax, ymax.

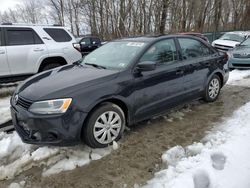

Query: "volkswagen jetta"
<box><xmin>11</xmin><ymin>35</ymin><xmax>229</xmax><ymax>148</ymax></box>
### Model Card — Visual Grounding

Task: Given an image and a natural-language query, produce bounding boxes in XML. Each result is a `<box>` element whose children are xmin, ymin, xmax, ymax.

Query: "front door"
<box><xmin>133</xmin><ymin>38</ymin><xmax>186</xmax><ymax>121</ymax></box>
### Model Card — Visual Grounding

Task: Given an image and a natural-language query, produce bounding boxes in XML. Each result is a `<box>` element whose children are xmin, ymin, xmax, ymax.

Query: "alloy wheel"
<box><xmin>208</xmin><ymin>78</ymin><xmax>220</xmax><ymax>99</ymax></box>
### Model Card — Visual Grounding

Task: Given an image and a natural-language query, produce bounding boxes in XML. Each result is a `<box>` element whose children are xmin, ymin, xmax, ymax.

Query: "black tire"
<box><xmin>41</xmin><ymin>63</ymin><xmax>61</xmax><ymax>72</ymax></box>
<box><xmin>82</xmin><ymin>102</ymin><xmax>125</xmax><ymax>148</ymax></box>
<box><xmin>203</xmin><ymin>74</ymin><xmax>221</xmax><ymax>102</ymax></box>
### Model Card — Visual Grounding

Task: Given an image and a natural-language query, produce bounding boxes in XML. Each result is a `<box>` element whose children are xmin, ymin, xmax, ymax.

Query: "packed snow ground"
<box><xmin>0</xmin><ymin>97</ymin><xmax>11</xmax><ymax>125</ymax></box>
<box><xmin>0</xmin><ymin>70</ymin><xmax>250</xmax><ymax>184</ymax></box>
<box><xmin>144</xmin><ymin>101</ymin><xmax>250</xmax><ymax>188</ymax></box>
<box><xmin>0</xmin><ymin>131</ymin><xmax>113</xmax><ymax>180</ymax></box>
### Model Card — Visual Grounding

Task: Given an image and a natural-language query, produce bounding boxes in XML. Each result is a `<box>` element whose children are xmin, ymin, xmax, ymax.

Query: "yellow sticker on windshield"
<box><xmin>127</xmin><ymin>42</ymin><xmax>145</xmax><ymax>47</ymax></box>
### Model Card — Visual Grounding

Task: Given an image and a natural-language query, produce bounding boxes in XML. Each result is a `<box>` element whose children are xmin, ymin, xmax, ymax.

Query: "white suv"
<box><xmin>0</xmin><ymin>23</ymin><xmax>82</xmax><ymax>82</ymax></box>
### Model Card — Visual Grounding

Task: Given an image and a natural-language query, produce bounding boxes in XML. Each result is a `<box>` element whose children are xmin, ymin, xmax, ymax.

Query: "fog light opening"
<box><xmin>33</xmin><ymin>132</ymin><xmax>42</xmax><ymax>141</ymax></box>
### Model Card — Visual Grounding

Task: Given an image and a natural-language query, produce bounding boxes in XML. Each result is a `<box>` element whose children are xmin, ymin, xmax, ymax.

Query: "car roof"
<box><xmin>116</xmin><ymin>34</ymin><xmax>202</xmax><ymax>43</ymax></box>
<box><xmin>0</xmin><ymin>24</ymin><xmax>66</xmax><ymax>29</ymax></box>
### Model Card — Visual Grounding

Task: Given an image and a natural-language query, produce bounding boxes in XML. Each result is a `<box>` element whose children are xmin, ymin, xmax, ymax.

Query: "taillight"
<box><xmin>73</xmin><ymin>43</ymin><xmax>81</xmax><ymax>52</ymax></box>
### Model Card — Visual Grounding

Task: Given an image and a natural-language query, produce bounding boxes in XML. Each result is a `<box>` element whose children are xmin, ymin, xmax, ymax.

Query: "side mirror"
<box><xmin>235</xmin><ymin>43</ymin><xmax>240</xmax><ymax>47</ymax></box>
<box><xmin>137</xmin><ymin>61</ymin><xmax>156</xmax><ymax>72</ymax></box>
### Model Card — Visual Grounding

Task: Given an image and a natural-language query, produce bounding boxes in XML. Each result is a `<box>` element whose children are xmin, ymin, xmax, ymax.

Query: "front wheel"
<box><xmin>82</xmin><ymin>102</ymin><xmax>125</xmax><ymax>148</ymax></box>
<box><xmin>42</xmin><ymin>63</ymin><xmax>61</xmax><ymax>72</ymax></box>
<box><xmin>203</xmin><ymin>75</ymin><xmax>221</xmax><ymax>102</ymax></box>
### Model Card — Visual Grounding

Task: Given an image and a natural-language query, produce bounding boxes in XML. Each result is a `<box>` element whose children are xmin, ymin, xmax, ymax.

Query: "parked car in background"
<box><xmin>77</xmin><ymin>36</ymin><xmax>102</xmax><ymax>56</ymax></box>
<box><xmin>179</xmin><ymin>32</ymin><xmax>209</xmax><ymax>43</ymax></box>
<box><xmin>228</xmin><ymin>37</ymin><xmax>250</xmax><ymax>69</ymax></box>
<box><xmin>212</xmin><ymin>31</ymin><xmax>250</xmax><ymax>52</ymax></box>
<box><xmin>0</xmin><ymin>23</ymin><xmax>82</xmax><ymax>83</ymax></box>
<box><xmin>11</xmin><ymin>35</ymin><xmax>229</xmax><ymax>148</ymax></box>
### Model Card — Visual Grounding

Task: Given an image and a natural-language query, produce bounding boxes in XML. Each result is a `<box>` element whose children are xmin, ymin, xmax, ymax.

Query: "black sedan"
<box><xmin>11</xmin><ymin>35</ymin><xmax>229</xmax><ymax>148</ymax></box>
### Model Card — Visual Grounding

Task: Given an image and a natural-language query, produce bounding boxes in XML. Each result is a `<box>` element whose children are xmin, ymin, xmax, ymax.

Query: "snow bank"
<box><xmin>0</xmin><ymin>97</ymin><xmax>11</xmax><ymax>125</ymax></box>
<box><xmin>0</xmin><ymin>131</ymin><xmax>113</xmax><ymax>180</ymax></box>
<box><xmin>144</xmin><ymin>102</ymin><xmax>250</xmax><ymax>188</ymax></box>
<box><xmin>227</xmin><ymin>69</ymin><xmax>250</xmax><ymax>86</ymax></box>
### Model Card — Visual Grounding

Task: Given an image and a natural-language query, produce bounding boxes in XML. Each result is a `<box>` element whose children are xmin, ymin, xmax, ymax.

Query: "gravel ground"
<box><xmin>1</xmin><ymin>84</ymin><xmax>250</xmax><ymax>188</ymax></box>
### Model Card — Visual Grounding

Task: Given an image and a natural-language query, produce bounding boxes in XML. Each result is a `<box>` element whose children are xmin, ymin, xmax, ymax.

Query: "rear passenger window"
<box><xmin>92</xmin><ymin>38</ymin><xmax>100</xmax><ymax>44</ymax></box>
<box><xmin>44</xmin><ymin>28</ymin><xmax>72</xmax><ymax>42</ymax></box>
<box><xmin>6</xmin><ymin>29</ymin><xmax>43</xmax><ymax>46</ymax></box>
<box><xmin>140</xmin><ymin>39</ymin><xmax>177</xmax><ymax>65</ymax></box>
<box><xmin>178</xmin><ymin>38</ymin><xmax>211</xmax><ymax>60</ymax></box>
<box><xmin>80</xmin><ymin>38</ymin><xmax>91</xmax><ymax>45</ymax></box>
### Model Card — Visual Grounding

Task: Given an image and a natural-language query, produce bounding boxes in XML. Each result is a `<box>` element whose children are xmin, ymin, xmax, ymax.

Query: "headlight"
<box><xmin>29</xmin><ymin>98</ymin><xmax>72</xmax><ymax>114</ymax></box>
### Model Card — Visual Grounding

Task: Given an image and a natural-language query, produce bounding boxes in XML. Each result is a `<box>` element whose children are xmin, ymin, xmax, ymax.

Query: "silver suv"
<box><xmin>0</xmin><ymin>23</ymin><xmax>82</xmax><ymax>82</ymax></box>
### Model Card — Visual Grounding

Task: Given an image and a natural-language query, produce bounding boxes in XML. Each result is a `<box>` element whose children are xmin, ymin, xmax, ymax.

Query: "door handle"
<box><xmin>204</xmin><ymin>62</ymin><xmax>210</xmax><ymax>66</ymax></box>
<box><xmin>0</xmin><ymin>50</ymin><xmax>5</xmax><ymax>54</ymax></box>
<box><xmin>34</xmin><ymin>48</ymin><xmax>44</xmax><ymax>52</ymax></box>
<box><xmin>176</xmin><ymin>70</ymin><xmax>184</xmax><ymax>75</ymax></box>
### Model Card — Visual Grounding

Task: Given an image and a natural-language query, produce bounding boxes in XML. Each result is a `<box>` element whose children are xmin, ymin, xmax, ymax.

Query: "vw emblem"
<box><xmin>14</xmin><ymin>95</ymin><xmax>19</xmax><ymax>104</ymax></box>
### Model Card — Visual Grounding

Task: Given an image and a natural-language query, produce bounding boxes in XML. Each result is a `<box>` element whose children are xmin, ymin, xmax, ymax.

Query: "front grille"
<box><xmin>233</xmin><ymin>53</ymin><xmax>250</xmax><ymax>58</ymax></box>
<box><xmin>17</xmin><ymin>96</ymin><xmax>32</xmax><ymax>110</ymax></box>
<box><xmin>232</xmin><ymin>63</ymin><xmax>250</xmax><ymax>67</ymax></box>
<box><xmin>214</xmin><ymin>44</ymin><xmax>234</xmax><ymax>52</ymax></box>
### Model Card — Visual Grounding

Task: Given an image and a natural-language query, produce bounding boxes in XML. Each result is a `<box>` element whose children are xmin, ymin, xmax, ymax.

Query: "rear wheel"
<box><xmin>204</xmin><ymin>75</ymin><xmax>221</xmax><ymax>102</ymax></box>
<box><xmin>82</xmin><ymin>102</ymin><xmax>125</xmax><ymax>148</ymax></box>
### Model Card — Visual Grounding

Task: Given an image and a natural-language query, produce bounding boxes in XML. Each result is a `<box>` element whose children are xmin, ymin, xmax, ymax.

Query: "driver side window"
<box><xmin>139</xmin><ymin>39</ymin><xmax>177</xmax><ymax>65</ymax></box>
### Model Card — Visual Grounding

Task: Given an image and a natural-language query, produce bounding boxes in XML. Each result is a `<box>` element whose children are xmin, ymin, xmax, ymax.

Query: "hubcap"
<box><xmin>93</xmin><ymin>111</ymin><xmax>122</xmax><ymax>144</ymax></box>
<box><xmin>208</xmin><ymin>78</ymin><xmax>220</xmax><ymax>99</ymax></box>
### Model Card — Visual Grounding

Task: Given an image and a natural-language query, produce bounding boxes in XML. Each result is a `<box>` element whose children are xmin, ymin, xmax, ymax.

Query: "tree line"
<box><xmin>0</xmin><ymin>0</ymin><xmax>250</xmax><ymax>40</ymax></box>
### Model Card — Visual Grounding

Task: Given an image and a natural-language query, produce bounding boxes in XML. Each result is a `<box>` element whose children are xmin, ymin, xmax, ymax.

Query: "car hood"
<box><xmin>213</xmin><ymin>39</ymin><xmax>240</xmax><ymax>47</ymax></box>
<box><xmin>17</xmin><ymin>64</ymin><xmax>119</xmax><ymax>101</ymax></box>
<box><xmin>230</xmin><ymin>46</ymin><xmax>250</xmax><ymax>53</ymax></box>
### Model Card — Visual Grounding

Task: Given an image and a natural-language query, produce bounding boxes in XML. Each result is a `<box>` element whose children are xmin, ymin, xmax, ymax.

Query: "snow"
<box><xmin>227</xmin><ymin>69</ymin><xmax>250</xmax><ymax>87</ymax></box>
<box><xmin>0</xmin><ymin>131</ymin><xmax>113</xmax><ymax>180</ymax></box>
<box><xmin>144</xmin><ymin>102</ymin><xmax>250</xmax><ymax>188</ymax></box>
<box><xmin>0</xmin><ymin>97</ymin><xmax>11</xmax><ymax>125</ymax></box>
<box><xmin>8</xmin><ymin>181</ymin><xmax>25</xmax><ymax>188</ymax></box>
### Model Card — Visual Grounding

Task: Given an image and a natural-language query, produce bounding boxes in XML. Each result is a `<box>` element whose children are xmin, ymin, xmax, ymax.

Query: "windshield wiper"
<box><xmin>73</xmin><ymin>61</ymin><xmax>82</xmax><ymax>66</ymax></box>
<box><xmin>85</xmin><ymin>63</ymin><xmax>106</xmax><ymax>69</ymax></box>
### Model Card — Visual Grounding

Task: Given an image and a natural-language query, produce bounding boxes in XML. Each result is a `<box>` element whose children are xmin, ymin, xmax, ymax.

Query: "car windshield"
<box><xmin>241</xmin><ymin>38</ymin><xmax>250</xmax><ymax>46</ymax></box>
<box><xmin>220</xmin><ymin>33</ymin><xmax>246</xmax><ymax>42</ymax></box>
<box><xmin>82</xmin><ymin>41</ymin><xmax>146</xmax><ymax>70</ymax></box>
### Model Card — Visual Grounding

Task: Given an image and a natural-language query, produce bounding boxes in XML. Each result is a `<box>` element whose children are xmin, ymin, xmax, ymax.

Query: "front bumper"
<box><xmin>11</xmin><ymin>99</ymin><xmax>87</xmax><ymax>146</ymax></box>
<box><xmin>228</xmin><ymin>58</ymin><xmax>250</xmax><ymax>69</ymax></box>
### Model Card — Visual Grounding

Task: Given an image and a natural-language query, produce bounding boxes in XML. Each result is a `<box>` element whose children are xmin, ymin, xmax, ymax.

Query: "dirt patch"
<box><xmin>1</xmin><ymin>85</ymin><xmax>250</xmax><ymax>188</ymax></box>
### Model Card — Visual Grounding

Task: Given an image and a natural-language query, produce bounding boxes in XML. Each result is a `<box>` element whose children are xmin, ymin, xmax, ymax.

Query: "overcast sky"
<box><xmin>0</xmin><ymin>0</ymin><xmax>20</xmax><ymax>12</ymax></box>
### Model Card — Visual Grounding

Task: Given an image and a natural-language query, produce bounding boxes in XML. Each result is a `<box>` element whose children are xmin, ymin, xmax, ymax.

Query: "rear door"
<box><xmin>133</xmin><ymin>38</ymin><xmax>186</xmax><ymax>121</ymax></box>
<box><xmin>0</xmin><ymin>28</ymin><xmax>11</xmax><ymax>76</ymax></box>
<box><xmin>177</xmin><ymin>37</ymin><xmax>215</xmax><ymax>96</ymax></box>
<box><xmin>5</xmin><ymin>27</ymin><xmax>47</xmax><ymax>75</ymax></box>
